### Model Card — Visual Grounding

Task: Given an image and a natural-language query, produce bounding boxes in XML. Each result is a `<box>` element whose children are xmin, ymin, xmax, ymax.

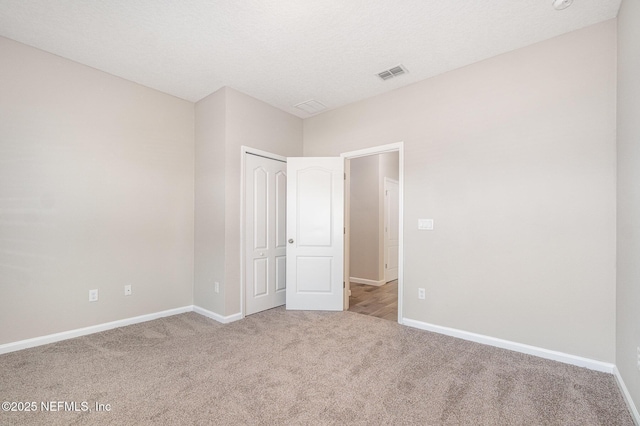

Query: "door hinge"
<box><xmin>344</xmin><ymin>227</ymin><xmax>346</xmax><ymax>234</ymax></box>
<box><xmin>386</xmin><ymin>190</ymin><xmax>388</xmax><ymax>195</ymax></box>
<box><xmin>385</xmin><ymin>263</ymin><xmax>387</xmax><ymax>269</ymax></box>
<box><xmin>343</xmin><ymin>281</ymin><xmax>345</xmax><ymax>288</ymax></box>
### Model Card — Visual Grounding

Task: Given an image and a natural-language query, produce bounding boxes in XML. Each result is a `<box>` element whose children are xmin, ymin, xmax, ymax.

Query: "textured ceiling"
<box><xmin>0</xmin><ymin>0</ymin><xmax>621</xmax><ymax>117</ymax></box>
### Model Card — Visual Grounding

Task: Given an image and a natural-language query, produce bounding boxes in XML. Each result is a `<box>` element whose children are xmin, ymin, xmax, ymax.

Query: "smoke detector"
<box><xmin>294</xmin><ymin>99</ymin><xmax>326</xmax><ymax>115</ymax></box>
<box><xmin>377</xmin><ymin>64</ymin><xmax>408</xmax><ymax>81</ymax></box>
<box><xmin>552</xmin><ymin>0</ymin><xmax>573</xmax><ymax>10</ymax></box>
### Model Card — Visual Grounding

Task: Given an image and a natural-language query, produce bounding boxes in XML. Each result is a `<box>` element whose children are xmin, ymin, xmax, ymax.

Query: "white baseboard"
<box><xmin>0</xmin><ymin>306</ymin><xmax>193</xmax><ymax>355</ymax></box>
<box><xmin>350</xmin><ymin>277</ymin><xmax>386</xmax><ymax>286</ymax></box>
<box><xmin>613</xmin><ymin>366</ymin><xmax>640</xmax><ymax>425</ymax></box>
<box><xmin>0</xmin><ymin>305</ymin><xmax>247</xmax><ymax>356</ymax></box>
<box><xmin>402</xmin><ymin>317</ymin><xmax>615</xmax><ymax>374</ymax></box>
<box><xmin>193</xmin><ymin>305</ymin><xmax>243</xmax><ymax>324</ymax></box>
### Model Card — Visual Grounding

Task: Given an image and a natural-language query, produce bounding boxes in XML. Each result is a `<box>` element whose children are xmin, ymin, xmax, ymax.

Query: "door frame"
<box><xmin>240</xmin><ymin>146</ymin><xmax>287</xmax><ymax>319</ymax></box>
<box><xmin>383</xmin><ymin>177</ymin><xmax>399</xmax><ymax>282</ymax></box>
<box><xmin>341</xmin><ymin>142</ymin><xmax>404</xmax><ymax>323</ymax></box>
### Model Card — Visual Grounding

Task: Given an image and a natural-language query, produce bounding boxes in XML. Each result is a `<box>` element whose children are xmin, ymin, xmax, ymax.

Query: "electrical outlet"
<box><xmin>418</xmin><ymin>288</ymin><xmax>426</xmax><ymax>300</ymax></box>
<box><xmin>124</xmin><ymin>285</ymin><xmax>132</xmax><ymax>296</ymax></box>
<box><xmin>214</xmin><ymin>282</ymin><xmax>220</xmax><ymax>293</ymax></box>
<box><xmin>89</xmin><ymin>289</ymin><xmax>98</xmax><ymax>302</ymax></box>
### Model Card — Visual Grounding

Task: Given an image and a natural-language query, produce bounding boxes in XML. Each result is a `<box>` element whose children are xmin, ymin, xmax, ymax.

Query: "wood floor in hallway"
<box><xmin>348</xmin><ymin>280</ymin><xmax>398</xmax><ymax>321</ymax></box>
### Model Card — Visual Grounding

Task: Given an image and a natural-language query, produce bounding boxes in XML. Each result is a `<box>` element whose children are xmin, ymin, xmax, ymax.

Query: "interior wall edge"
<box><xmin>614</xmin><ymin>367</ymin><xmax>640</xmax><ymax>425</ymax></box>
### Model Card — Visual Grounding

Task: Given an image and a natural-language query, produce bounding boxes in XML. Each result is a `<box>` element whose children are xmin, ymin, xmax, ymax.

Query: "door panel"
<box><xmin>275</xmin><ymin>255</ymin><xmax>286</xmax><ymax>292</ymax></box>
<box><xmin>297</xmin><ymin>168</ymin><xmax>333</xmax><ymax>246</ymax></box>
<box><xmin>296</xmin><ymin>257</ymin><xmax>332</xmax><ymax>292</ymax></box>
<box><xmin>253</xmin><ymin>258</ymin><xmax>268</xmax><ymax>296</ymax></box>
<box><xmin>286</xmin><ymin>157</ymin><xmax>344</xmax><ymax>311</ymax></box>
<box><xmin>275</xmin><ymin>171</ymin><xmax>287</xmax><ymax>248</ymax></box>
<box><xmin>253</xmin><ymin>168</ymin><xmax>268</xmax><ymax>250</ymax></box>
<box><xmin>245</xmin><ymin>154</ymin><xmax>287</xmax><ymax>315</ymax></box>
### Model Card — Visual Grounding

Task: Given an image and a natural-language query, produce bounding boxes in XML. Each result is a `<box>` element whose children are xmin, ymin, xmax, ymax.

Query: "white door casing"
<box><xmin>286</xmin><ymin>157</ymin><xmax>344</xmax><ymax>311</ymax></box>
<box><xmin>384</xmin><ymin>178</ymin><xmax>399</xmax><ymax>282</ymax></box>
<box><xmin>342</xmin><ymin>142</ymin><xmax>404</xmax><ymax>323</ymax></box>
<box><xmin>245</xmin><ymin>153</ymin><xmax>287</xmax><ymax>315</ymax></box>
<box><xmin>343</xmin><ymin>159</ymin><xmax>351</xmax><ymax>310</ymax></box>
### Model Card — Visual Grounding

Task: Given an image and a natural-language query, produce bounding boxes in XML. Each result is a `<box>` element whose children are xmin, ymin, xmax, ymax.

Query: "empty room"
<box><xmin>1</xmin><ymin>0</ymin><xmax>639</xmax><ymax>424</ymax></box>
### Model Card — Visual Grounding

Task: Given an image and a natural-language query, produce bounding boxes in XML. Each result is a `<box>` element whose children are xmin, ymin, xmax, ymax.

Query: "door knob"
<box><xmin>288</xmin><ymin>239</ymin><xmax>294</xmax><ymax>244</ymax></box>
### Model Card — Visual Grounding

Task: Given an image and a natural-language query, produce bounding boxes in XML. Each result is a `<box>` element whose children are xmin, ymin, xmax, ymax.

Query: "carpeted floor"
<box><xmin>0</xmin><ymin>308</ymin><xmax>634</xmax><ymax>425</ymax></box>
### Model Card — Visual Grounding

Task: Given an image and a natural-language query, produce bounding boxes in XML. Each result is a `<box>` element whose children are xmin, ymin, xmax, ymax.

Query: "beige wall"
<box><xmin>194</xmin><ymin>88</ymin><xmax>226</xmax><ymax>314</ymax></box>
<box><xmin>617</xmin><ymin>0</ymin><xmax>640</xmax><ymax>410</ymax></box>
<box><xmin>0</xmin><ymin>37</ymin><xmax>195</xmax><ymax>344</ymax></box>
<box><xmin>304</xmin><ymin>21</ymin><xmax>617</xmax><ymax>362</ymax></box>
<box><xmin>194</xmin><ymin>87</ymin><xmax>302</xmax><ymax>316</ymax></box>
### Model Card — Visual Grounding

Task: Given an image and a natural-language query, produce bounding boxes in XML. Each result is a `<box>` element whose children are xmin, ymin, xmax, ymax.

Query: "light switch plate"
<box><xmin>418</xmin><ymin>219</ymin><xmax>434</xmax><ymax>230</ymax></box>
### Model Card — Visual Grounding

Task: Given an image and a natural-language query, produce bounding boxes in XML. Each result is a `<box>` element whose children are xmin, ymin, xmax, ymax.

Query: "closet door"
<box><xmin>245</xmin><ymin>153</ymin><xmax>287</xmax><ymax>315</ymax></box>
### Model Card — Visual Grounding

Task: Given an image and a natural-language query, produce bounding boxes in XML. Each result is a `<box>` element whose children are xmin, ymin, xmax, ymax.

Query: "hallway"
<box><xmin>348</xmin><ymin>280</ymin><xmax>398</xmax><ymax>321</ymax></box>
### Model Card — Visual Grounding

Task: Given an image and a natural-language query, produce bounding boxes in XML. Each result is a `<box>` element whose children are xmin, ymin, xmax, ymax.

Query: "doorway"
<box><xmin>344</xmin><ymin>151</ymin><xmax>400</xmax><ymax>322</ymax></box>
<box><xmin>242</xmin><ymin>148</ymin><xmax>288</xmax><ymax>316</ymax></box>
<box><xmin>342</xmin><ymin>142</ymin><xmax>404</xmax><ymax>323</ymax></box>
<box><xmin>241</xmin><ymin>142</ymin><xmax>404</xmax><ymax>322</ymax></box>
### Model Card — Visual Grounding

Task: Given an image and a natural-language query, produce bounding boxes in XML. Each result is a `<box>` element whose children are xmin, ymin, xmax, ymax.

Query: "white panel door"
<box><xmin>286</xmin><ymin>157</ymin><xmax>344</xmax><ymax>311</ymax></box>
<box><xmin>245</xmin><ymin>154</ymin><xmax>287</xmax><ymax>315</ymax></box>
<box><xmin>384</xmin><ymin>178</ymin><xmax>399</xmax><ymax>282</ymax></box>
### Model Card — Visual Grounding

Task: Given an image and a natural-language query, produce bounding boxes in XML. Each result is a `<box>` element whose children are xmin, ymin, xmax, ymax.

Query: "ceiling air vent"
<box><xmin>377</xmin><ymin>64</ymin><xmax>408</xmax><ymax>81</ymax></box>
<box><xmin>294</xmin><ymin>99</ymin><xmax>326</xmax><ymax>115</ymax></box>
<box><xmin>552</xmin><ymin>0</ymin><xmax>573</xmax><ymax>10</ymax></box>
